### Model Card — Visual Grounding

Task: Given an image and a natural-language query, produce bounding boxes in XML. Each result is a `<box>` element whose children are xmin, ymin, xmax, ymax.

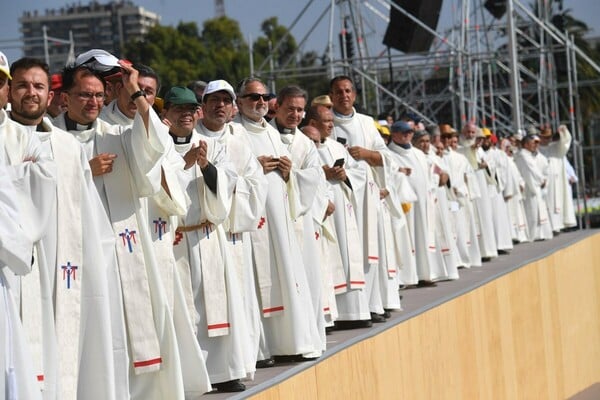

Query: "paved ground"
<box><xmin>204</xmin><ymin>229</ymin><xmax>599</xmax><ymax>399</ymax></box>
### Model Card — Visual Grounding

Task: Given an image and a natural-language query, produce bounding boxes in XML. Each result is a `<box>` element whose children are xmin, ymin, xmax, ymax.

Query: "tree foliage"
<box><xmin>124</xmin><ymin>15</ymin><xmax>327</xmax><ymax>99</ymax></box>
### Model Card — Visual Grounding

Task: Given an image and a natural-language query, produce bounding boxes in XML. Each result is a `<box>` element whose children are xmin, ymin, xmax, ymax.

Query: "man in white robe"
<box><xmin>500</xmin><ymin>139</ymin><xmax>530</xmax><ymax>243</ymax></box>
<box><xmin>234</xmin><ymin>77</ymin><xmax>321</xmax><ymax>363</ymax></box>
<box><xmin>388</xmin><ymin>121</ymin><xmax>449</xmax><ymax>284</ymax></box>
<box><xmin>456</xmin><ymin>124</ymin><xmax>498</xmax><ymax>260</ymax></box>
<box><xmin>480</xmin><ymin>129</ymin><xmax>514</xmax><ymax>253</ymax></box>
<box><xmin>538</xmin><ymin>125</ymin><xmax>575</xmax><ymax>231</ymax></box>
<box><xmin>514</xmin><ymin>134</ymin><xmax>553</xmax><ymax>241</ymax></box>
<box><xmin>91</xmin><ymin>65</ymin><xmax>212</xmax><ymax>398</ymax></box>
<box><xmin>270</xmin><ymin>85</ymin><xmax>327</xmax><ymax>354</ymax></box>
<box><xmin>0</xmin><ymin>69</ymin><xmax>56</xmax><ymax>398</ymax></box>
<box><xmin>439</xmin><ymin>125</ymin><xmax>482</xmax><ymax>268</ymax></box>
<box><xmin>304</xmin><ymin>104</ymin><xmax>371</xmax><ymax>327</ymax></box>
<box><xmin>54</xmin><ymin>58</ymin><xmax>209</xmax><ymax>399</ymax></box>
<box><xmin>330</xmin><ymin>75</ymin><xmax>403</xmax><ymax>322</ymax></box>
<box><xmin>166</xmin><ymin>83</ymin><xmax>255</xmax><ymax>392</ymax></box>
<box><xmin>196</xmin><ymin>80</ymin><xmax>267</xmax><ymax>380</ymax></box>
<box><xmin>300</xmin><ymin>124</ymin><xmax>342</xmax><ymax>328</ymax></box>
<box><xmin>8</xmin><ymin>56</ymin><xmax>116</xmax><ymax>400</ymax></box>
<box><xmin>417</xmin><ymin>129</ymin><xmax>460</xmax><ymax>279</ymax></box>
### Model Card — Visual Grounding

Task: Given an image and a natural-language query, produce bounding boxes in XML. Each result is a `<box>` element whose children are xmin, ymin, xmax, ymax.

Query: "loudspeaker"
<box><xmin>383</xmin><ymin>0</ymin><xmax>443</xmax><ymax>53</ymax></box>
<box><xmin>484</xmin><ymin>0</ymin><xmax>507</xmax><ymax>19</ymax></box>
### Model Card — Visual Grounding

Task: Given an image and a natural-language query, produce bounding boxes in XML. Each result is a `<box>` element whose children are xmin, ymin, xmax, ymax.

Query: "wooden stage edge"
<box><xmin>230</xmin><ymin>230</ymin><xmax>600</xmax><ymax>400</ymax></box>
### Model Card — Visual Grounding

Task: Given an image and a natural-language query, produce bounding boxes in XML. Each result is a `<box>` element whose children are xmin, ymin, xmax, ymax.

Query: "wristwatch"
<box><xmin>130</xmin><ymin>90</ymin><xmax>146</xmax><ymax>101</ymax></box>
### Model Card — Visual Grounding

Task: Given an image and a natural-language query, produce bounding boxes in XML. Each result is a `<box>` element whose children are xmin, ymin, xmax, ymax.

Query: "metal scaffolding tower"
<box><xmin>252</xmin><ymin>0</ymin><xmax>600</xmax><ymax>226</ymax></box>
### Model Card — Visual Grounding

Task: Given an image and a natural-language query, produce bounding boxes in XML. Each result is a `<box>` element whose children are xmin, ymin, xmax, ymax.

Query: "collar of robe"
<box><xmin>8</xmin><ymin>112</ymin><xmax>49</xmax><ymax>132</ymax></box>
<box><xmin>396</xmin><ymin>142</ymin><xmax>412</xmax><ymax>149</ymax></box>
<box><xmin>332</xmin><ymin>108</ymin><xmax>355</xmax><ymax>120</ymax></box>
<box><xmin>170</xmin><ymin>131</ymin><xmax>193</xmax><ymax>144</ymax></box>
<box><xmin>275</xmin><ymin>120</ymin><xmax>294</xmax><ymax>134</ymax></box>
<box><xmin>64</xmin><ymin>113</ymin><xmax>93</xmax><ymax>131</ymax></box>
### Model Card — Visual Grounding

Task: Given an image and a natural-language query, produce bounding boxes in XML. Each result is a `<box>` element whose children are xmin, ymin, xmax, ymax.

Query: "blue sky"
<box><xmin>1</xmin><ymin>0</ymin><xmax>599</xmax><ymax>64</ymax></box>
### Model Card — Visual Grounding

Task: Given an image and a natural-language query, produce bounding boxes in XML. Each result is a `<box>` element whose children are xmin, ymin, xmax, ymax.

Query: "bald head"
<box><xmin>301</xmin><ymin>125</ymin><xmax>321</xmax><ymax>146</ymax></box>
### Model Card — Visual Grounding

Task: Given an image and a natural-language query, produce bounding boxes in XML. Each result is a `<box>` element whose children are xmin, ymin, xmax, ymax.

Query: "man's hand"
<box><xmin>196</xmin><ymin>140</ymin><xmax>208</xmax><ymax>169</ymax></box>
<box><xmin>438</xmin><ymin>172</ymin><xmax>449</xmax><ymax>186</ymax></box>
<box><xmin>119</xmin><ymin>60</ymin><xmax>140</xmax><ymax>98</ymax></box>
<box><xmin>348</xmin><ymin>145</ymin><xmax>367</xmax><ymax>161</ymax></box>
<box><xmin>182</xmin><ymin>141</ymin><xmax>208</xmax><ymax>169</ymax></box>
<box><xmin>399</xmin><ymin>167</ymin><xmax>411</xmax><ymax>176</ymax></box>
<box><xmin>257</xmin><ymin>155</ymin><xmax>280</xmax><ymax>174</ymax></box>
<box><xmin>90</xmin><ymin>153</ymin><xmax>117</xmax><ymax>176</ymax></box>
<box><xmin>478</xmin><ymin>161</ymin><xmax>488</xmax><ymax>170</ymax></box>
<box><xmin>380</xmin><ymin>188</ymin><xmax>389</xmax><ymax>200</ymax></box>
<box><xmin>277</xmin><ymin>155</ymin><xmax>292</xmax><ymax>182</ymax></box>
<box><xmin>348</xmin><ymin>146</ymin><xmax>383</xmax><ymax>166</ymax></box>
<box><xmin>323</xmin><ymin>165</ymin><xmax>347</xmax><ymax>181</ymax></box>
<box><xmin>324</xmin><ymin>200</ymin><xmax>335</xmax><ymax>220</ymax></box>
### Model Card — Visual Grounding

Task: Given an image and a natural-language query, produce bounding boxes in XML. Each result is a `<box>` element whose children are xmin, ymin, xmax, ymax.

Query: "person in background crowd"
<box><xmin>46</xmin><ymin>73</ymin><xmax>66</xmax><ymax>117</ymax></box>
<box><xmin>538</xmin><ymin>125</ymin><xmax>577</xmax><ymax>232</ymax></box>
<box><xmin>514</xmin><ymin>134</ymin><xmax>554</xmax><ymax>241</ymax></box>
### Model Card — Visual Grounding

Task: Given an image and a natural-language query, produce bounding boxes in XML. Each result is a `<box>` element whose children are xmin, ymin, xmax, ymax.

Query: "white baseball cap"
<box><xmin>74</xmin><ymin>49</ymin><xmax>120</xmax><ymax>72</ymax></box>
<box><xmin>203</xmin><ymin>79</ymin><xmax>236</xmax><ymax>102</ymax></box>
<box><xmin>0</xmin><ymin>51</ymin><xmax>11</xmax><ymax>79</ymax></box>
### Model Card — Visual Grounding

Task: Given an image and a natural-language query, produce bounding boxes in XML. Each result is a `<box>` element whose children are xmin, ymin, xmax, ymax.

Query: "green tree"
<box><xmin>200</xmin><ymin>16</ymin><xmax>250</xmax><ymax>83</ymax></box>
<box><xmin>124</xmin><ymin>22</ymin><xmax>208</xmax><ymax>94</ymax></box>
<box><xmin>253</xmin><ymin>17</ymin><xmax>298</xmax><ymax>71</ymax></box>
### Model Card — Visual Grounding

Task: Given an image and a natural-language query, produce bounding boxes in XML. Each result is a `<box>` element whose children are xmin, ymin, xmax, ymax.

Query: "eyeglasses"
<box><xmin>241</xmin><ymin>93</ymin><xmax>274</xmax><ymax>102</ymax></box>
<box><xmin>70</xmin><ymin>91</ymin><xmax>105</xmax><ymax>102</ymax></box>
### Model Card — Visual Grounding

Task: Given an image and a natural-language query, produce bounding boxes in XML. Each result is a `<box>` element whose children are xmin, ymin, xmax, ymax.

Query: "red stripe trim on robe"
<box><xmin>37</xmin><ymin>375</ymin><xmax>44</xmax><ymax>382</ymax></box>
<box><xmin>208</xmin><ymin>322</ymin><xmax>231</xmax><ymax>330</ymax></box>
<box><xmin>263</xmin><ymin>306</ymin><xmax>284</xmax><ymax>313</ymax></box>
<box><xmin>334</xmin><ymin>283</ymin><xmax>348</xmax><ymax>290</ymax></box>
<box><xmin>133</xmin><ymin>357</ymin><xmax>162</xmax><ymax>368</ymax></box>
<box><xmin>350</xmin><ymin>280</ymin><xmax>365</xmax><ymax>285</ymax></box>
<box><xmin>367</xmin><ymin>256</ymin><xmax>379</xmax><ymax>260</ymax></box>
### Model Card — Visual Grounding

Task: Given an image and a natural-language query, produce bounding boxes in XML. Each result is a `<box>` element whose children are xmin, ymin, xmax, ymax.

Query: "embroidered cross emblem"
<box><xmin>347</xmin><ymin>203</ymin><xmax>353</xmax><ymax>215</ymax></box>
<box><xmin>257</xmin><ymin>217</ymin><xmax>266</xmax><ymax>229</ymax></box>
<box><xmin>315</xmin><ymin>231</ymin><xmax>320</xmax><ymax>240</ymax></box>
<box><xmin>61</xmin><ymin>262</ymin><xmax>78</xmax><ymax>289</ymax></box>
<box><xmin>153</xmin><ymin>217</ymin><xmax>167</xmax><ymax>240</ymax></box>
<box><xmin>119</xmin><ymin>229</ymin><xmax>137</xmax><ymax>253</ymax></box>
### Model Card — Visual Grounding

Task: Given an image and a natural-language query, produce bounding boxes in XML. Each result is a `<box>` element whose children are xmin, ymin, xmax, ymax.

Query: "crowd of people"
<box><xmin>0</xmin><ymin>47</ymin><xmax>578</xmax><ymax>399</ymax></box>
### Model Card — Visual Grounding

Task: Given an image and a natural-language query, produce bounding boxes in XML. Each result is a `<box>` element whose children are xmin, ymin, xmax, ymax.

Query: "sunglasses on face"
<box><xmin>241</xmin><ymin>93</ymin><xmax>275</xmax><ymax>102</ymax></box>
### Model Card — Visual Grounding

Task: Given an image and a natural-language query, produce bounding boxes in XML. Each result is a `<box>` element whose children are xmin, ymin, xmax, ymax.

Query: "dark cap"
<box><xmin>164</xmin><ymin>86</ymin><xmax>200</xmax><ymax>106</ymax></box>
<box><xmin>391</xmin><ymin>120</ymin><xmax>414</xmax><ymax>133</ymax></box>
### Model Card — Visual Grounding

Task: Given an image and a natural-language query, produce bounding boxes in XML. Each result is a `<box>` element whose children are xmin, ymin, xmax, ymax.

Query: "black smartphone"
<box><xmin>333</xmin><ymin>158</ymin><xmax>345</xmax><ymax>167</ymax></box>
<box><xmin>336</xmin><ymin>137</ymin><xmax>347</xmax><ymax>145</ymax></box>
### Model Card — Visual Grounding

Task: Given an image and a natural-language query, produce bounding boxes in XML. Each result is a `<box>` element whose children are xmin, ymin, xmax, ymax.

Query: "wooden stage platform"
<box><xmin>208</xmin><ymin>229</ymin><xmax>600</xmax><ymax>399</ymax></box>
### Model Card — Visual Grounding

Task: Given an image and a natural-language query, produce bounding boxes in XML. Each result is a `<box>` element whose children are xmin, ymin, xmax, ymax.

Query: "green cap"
<box><xmin>164</xmin><ymin>86</ymin><xmax>200</xmax><ymax>106</ymax></box>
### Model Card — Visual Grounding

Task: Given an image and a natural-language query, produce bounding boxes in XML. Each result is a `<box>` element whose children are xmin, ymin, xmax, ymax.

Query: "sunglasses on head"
<box><xmin>241</xmin><ymin>93</ymin><xmax>275</xmax><ymax>101</ymax></box>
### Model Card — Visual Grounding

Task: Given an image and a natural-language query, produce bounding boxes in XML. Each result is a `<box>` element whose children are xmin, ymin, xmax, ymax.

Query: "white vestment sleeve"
<box><xmin>227</xmin><ymin>145</ymin><xmax>268</xmax><ymax>233</ymax></box>
<box><xmin>0</xmin><ymin>165</ymin><xmax>33</xmax><ymax>272</ymax></box>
